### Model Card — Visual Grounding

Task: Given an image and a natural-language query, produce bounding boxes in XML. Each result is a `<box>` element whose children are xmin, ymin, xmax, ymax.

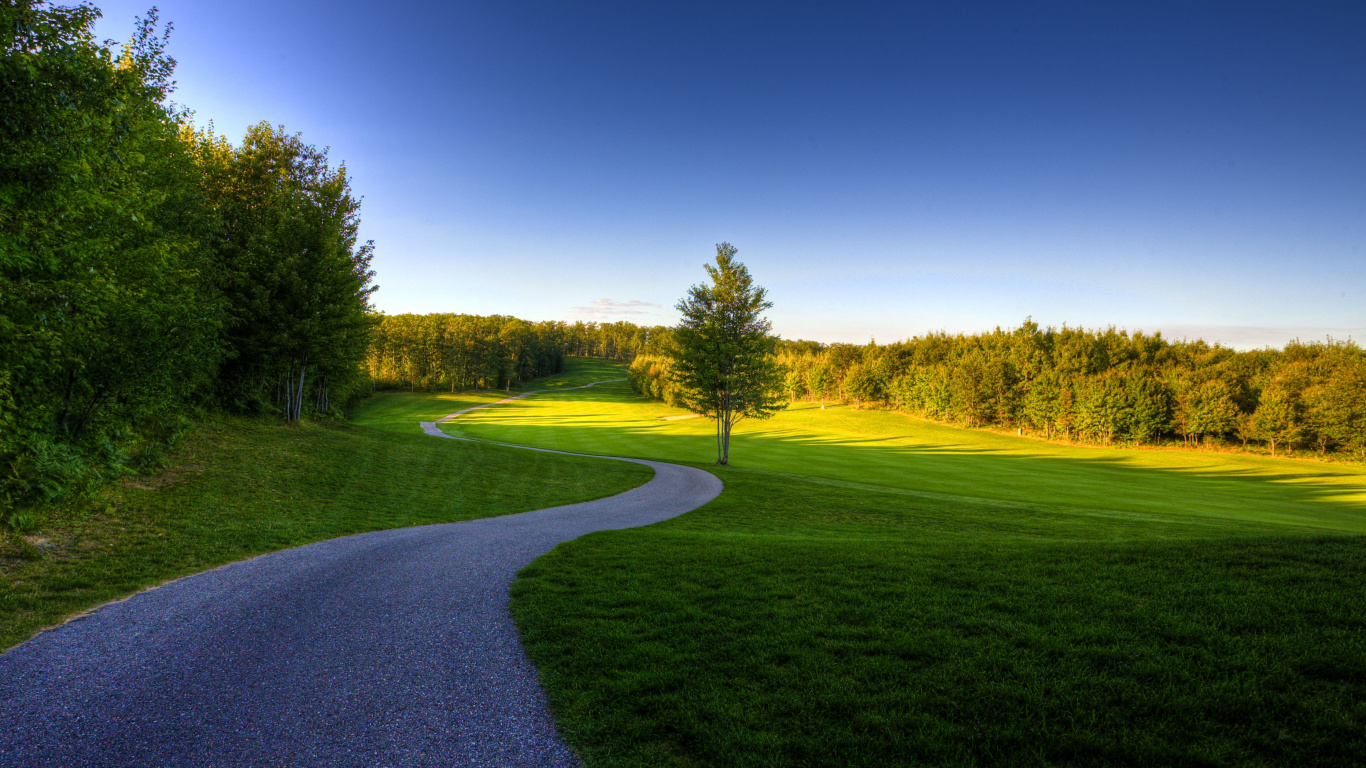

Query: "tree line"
<box><xmin>633</xmin><ymin>321</ymin><xmax>1366</xmax><ymax>459</ymax></box>
<box><xmin>563</xmin><ymin>320</ymin><xmax>673</xmax><ymax>361</ymax></box>
<box><xmin>365</xmin><ymin>315</ymin><xmax>672</xmax><ymax>391</ymax></box>
<box><xmin>1</xmin><ymin>4</ymin><xmax>375</xmax><ymax>521</ymax></box>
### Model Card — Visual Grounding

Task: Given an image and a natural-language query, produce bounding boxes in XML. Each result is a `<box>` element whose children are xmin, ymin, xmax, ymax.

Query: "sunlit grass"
<box><xmin>351</xmin><ymin>357</ymin><xmax>631</xmax><ymax>434</ymax></box>
<box><xmin>438</xmin><ymin>366</ymin><xmax>1366</xmax><ymax>533</ymax></box>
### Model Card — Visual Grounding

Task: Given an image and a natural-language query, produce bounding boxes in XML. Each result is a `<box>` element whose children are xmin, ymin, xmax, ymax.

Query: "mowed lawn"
<box><xmin>445</xmin><ymin>365</ymin><xmax>1366</xmax><ymax>534</ymax></box>
<box><xmin>0</xmin><ymin>411</ymin><xmax>650</xmax><ymax>651</ymax></box>
<box><xmin>423</xmin><ymin>358</ymin><xmax>1366</xmax><ymax>766</ymax></box>
<box><xmin>349</xmin><ymin>357</ymin><xmax>631</xmax><ymax>435</ymax></box>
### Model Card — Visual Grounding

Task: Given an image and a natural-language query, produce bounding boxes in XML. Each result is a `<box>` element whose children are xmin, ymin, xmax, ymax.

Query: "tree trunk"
<box><xmin>715</xmin><ymin>407</ymin><xmax>724</xmax><ymax>465</ymax></box>
<box><xmin>724</xmin><ymin>390</ymin><xmax>732</xmax><ymax>464</ymax></box>
<box><xmin>717</xmin><ymin>388</ymin><xmax>731</xmax><ymax>465</ymax></box>
<box><xmin>291</xmin><ymin>364</ymin><xmax>308</xmax><ymax>422</ymax></box>
<box><xmin>721</xmin><ymin>413</ymin><xmax>732</xmax><ymax>465</ymax></box>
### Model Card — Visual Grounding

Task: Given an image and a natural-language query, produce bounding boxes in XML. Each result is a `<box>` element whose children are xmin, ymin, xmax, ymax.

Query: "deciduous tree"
<box><xmin>1</xmin><ymin>5</ymin><xmax>222</xmax><ymax>516</ymax></box>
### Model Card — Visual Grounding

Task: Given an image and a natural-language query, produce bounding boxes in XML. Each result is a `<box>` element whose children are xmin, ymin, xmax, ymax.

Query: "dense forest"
<box><xmin>365</xmin><ymin>315</ymin><xmax>670</xmax><ymax>391</ymax></box>
<box><xmin>631</xmin><ymin>322</ymin><xmax>1366</xmax><ymax>458</ymax></box>
<box><xmin>1</xmin><ymin>4</ymin><xmax>375</xmax><ymax>521</ymax></box>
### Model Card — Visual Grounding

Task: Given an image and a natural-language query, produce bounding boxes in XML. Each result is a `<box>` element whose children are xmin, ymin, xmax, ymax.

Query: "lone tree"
<box><xmin>671</xmin><ymin>243</ymin><xmax>786</xmax><ymax>465</ymax></box>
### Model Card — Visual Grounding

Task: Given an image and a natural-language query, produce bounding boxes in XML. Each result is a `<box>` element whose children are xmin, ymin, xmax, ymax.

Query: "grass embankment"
<box><xmin>0</xmin><ymin>399</ymin><xmax>651</xmax><ymax>651</ymax></box>
<box><xmin>420</xmin><ymin>358</ymin><xmax>1366</xmax><ymax>766</ymax></box>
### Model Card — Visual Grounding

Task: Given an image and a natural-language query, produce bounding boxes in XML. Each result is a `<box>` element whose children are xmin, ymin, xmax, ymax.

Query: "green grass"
<box><xmin>412</xmin><ymin>357</ymin><xmax>1366</xmax><ymax>767</ymax></box>
<box><xmin>9</xmin><ymin>355</ymin><xmax>1363</xmax><ymax>764</ymax></box>
<box><xmin>513</xmin><ymin>469</ymin><xmax>1366</xmax><ymax>767</ymax></box>
<box><xmin>0</xmin><ymin>410</ymin><xmax>651</xmax><ymax>651</ymax></box>
<box><xmin>442</xmin><ymin>374</ymin><xmax>1366</xmax><ymax>533</ymax></box>
<box><xmin>350</xmin><ymin>357</ymin><xmax>630</xmax><ymax>434</ymax></box>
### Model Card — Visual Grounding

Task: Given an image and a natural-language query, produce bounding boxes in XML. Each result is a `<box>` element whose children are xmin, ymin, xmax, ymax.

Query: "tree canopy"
<box><xmin>0</xmin><ymin>3</ymin><xmax>377</xmax><ymax>523</ymax></box>
<box><xmin>668</xmin><ymin>243</ymin><xmax>785</xmax><ymax>465</ymax></box>
<box><xmin>633</xmin><ymin>321</ymin><xmax>1366</xmax><ymax>459</ymax></box>
<box><xmin>190</xmin><ymin>122</ymin><xmax>377</xmax><ymax>419</ymax></box>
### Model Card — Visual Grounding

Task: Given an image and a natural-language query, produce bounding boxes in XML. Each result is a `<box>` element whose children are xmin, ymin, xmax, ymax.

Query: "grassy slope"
<box><xmin>422</xmin><ymin>359</ymin><xmax>1366</xmax><ymax>766</ymax></box>
<box><xmin>348</xmin><ymin>357</ymin><xmax>630</xmax><ymax>434</ymax></box>
<box><xmin>0</xmin><ymin>377</ymin><xmax>651</xmax><ymax>651</ymax></box>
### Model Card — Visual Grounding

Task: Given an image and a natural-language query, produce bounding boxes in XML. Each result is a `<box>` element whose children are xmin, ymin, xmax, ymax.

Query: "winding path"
<box><xmin>0</xmin><ymin>383</ymin><xmax>721</xmax><ymax>767</ymax></box>
<box><xmin>433</xmin><ymin>378</ymin><xmax>626</xmax><ymax>423</ymax></box>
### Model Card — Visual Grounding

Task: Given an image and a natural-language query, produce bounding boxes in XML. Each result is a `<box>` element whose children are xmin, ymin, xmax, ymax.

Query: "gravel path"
<box><xmin>0</xmin><ymin>389</ymin><xmax>721</xmax><ymax>767</ymax></box>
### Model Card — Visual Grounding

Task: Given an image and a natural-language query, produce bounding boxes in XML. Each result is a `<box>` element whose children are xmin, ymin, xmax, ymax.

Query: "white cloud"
<box><xmin>568</xmin><ymin>298</ymin><xmax>664</xmax><ymax>319</ymax></box>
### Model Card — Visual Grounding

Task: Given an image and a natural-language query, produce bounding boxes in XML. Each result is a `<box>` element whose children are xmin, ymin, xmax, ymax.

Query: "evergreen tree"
<box><xmin>1126</xmin><ymin>371</ymin><xmax>1174</xmax><ymax>444</ymax></box>
<box><xmin>670</xmin><ymin>243</ymin><xmax>785</xmax><ymax>465</ymax></box>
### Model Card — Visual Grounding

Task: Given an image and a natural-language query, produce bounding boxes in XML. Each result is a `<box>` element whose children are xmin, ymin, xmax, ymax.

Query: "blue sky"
<box><xmin>95</xmin><ymin>1</ymin><xmax>1364</xmax><ymax>347</ymax></box>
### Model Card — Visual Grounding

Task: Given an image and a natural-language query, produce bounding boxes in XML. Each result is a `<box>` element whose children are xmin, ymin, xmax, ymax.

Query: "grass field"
<box><xmin>8</xmin><ymin>355</ymin><xmax>1362</xmax><ymax>765</ymax></box>
<box><xmin>444</xmin><ymin>360</ymin><xmax>1366</xmax><ymax>534</ymax></box>
<box><xmin>0</xmin><ymin>410</ymin><xmax>650</xmax><ymax>651</ymax></box>
<box><xmin>348</xmin><ymin>360</ymin><xmax>627</xmax><ymax>435</ymax></box>
<box><xmin>418</xmin><ymin>357</ymin><xmax>1366</xmax><ymax>766</ymax></box>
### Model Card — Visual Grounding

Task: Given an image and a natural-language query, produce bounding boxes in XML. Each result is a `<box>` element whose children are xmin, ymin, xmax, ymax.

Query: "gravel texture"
<box><xmin>0</xmin><ymin>415</ymin><xmax>721</xmax><ymax>767</ymax></box>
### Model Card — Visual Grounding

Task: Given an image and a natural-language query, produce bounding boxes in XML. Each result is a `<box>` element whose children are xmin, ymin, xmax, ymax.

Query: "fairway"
<box><xmin>438</xmin><ymin>360</ymin><xmax>1366</xmax><ymax>535</ymax></box>
<box><xmin>366</xmin><ymin>357</ymin><xmax>1366</xmax><ymax>767</ymax></box>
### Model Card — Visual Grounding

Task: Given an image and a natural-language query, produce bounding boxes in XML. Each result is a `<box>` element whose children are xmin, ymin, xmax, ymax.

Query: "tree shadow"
<box><xmin>428</xmin><ymin>389</ymin><xmax>1366</xmax><ymax>535</ymax></box>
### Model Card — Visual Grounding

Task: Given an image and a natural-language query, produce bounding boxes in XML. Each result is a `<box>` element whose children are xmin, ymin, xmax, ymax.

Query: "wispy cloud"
<box><xmin>1159</xmin><ymin>325</ymin><xmax>1364</xmax><ymax>350</ymax></box>
<box><xmin>569</xmin><ymin>298</ymin><xmax>663</xmax><ymax>319</ymax></box>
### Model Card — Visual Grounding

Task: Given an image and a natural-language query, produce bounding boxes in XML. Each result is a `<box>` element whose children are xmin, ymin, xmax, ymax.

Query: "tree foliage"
<box><xmin>364</xmin><ymin>315</ymin><xmax>674</xmax><ymax>393</ymax></box>
<box><xmin>669</xmin><ymin>243</ymin><xmax>785</xmax><ymax>465</ymax></box>
<box><xmin>761</xmin><ymin>322</ymin><xmax>1366</xmax><ymax>458</ymax></box>
<box><xmin>189</xmin><ymin>122</ymin><xmax>377</xmax><ymax>419</ymax></box>
<box><xmin>0</xmin><ymin>3</ymin><xmax>379</xmax><ymax>522</ymax></box>
<box><xmin>367</xmin><ymin>314</ymin><xmax>565</xmax><ymax>392</ymax></box>
<box><xmin>1</xmin><ymin>3</ymin><xmax>222</xmax><ymax>514</ymax></box>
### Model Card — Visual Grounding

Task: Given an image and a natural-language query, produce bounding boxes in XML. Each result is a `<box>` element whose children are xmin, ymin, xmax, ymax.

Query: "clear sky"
<box><xmin>94</xmin><ymin>1</ymin><xmax>1364</xmax><ymax>348</ymax></box>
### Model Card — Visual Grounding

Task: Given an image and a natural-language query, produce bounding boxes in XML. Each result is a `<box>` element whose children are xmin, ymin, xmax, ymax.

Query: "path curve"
<box><xmin>0</xmin><ymin>382</ymin><xmax>721</xmax><ymax>767</ymax></box>
<box><xmin>434</xmin><ymin>378</ymin><xmax>625</xmax><ymax>423</ymax></box>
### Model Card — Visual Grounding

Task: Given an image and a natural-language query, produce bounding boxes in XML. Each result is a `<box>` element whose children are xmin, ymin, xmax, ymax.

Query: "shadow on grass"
<box><xmin>427</xmin><ymin>387</ymin><xmax>1366</xmax><ymax>533</ymax></box>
